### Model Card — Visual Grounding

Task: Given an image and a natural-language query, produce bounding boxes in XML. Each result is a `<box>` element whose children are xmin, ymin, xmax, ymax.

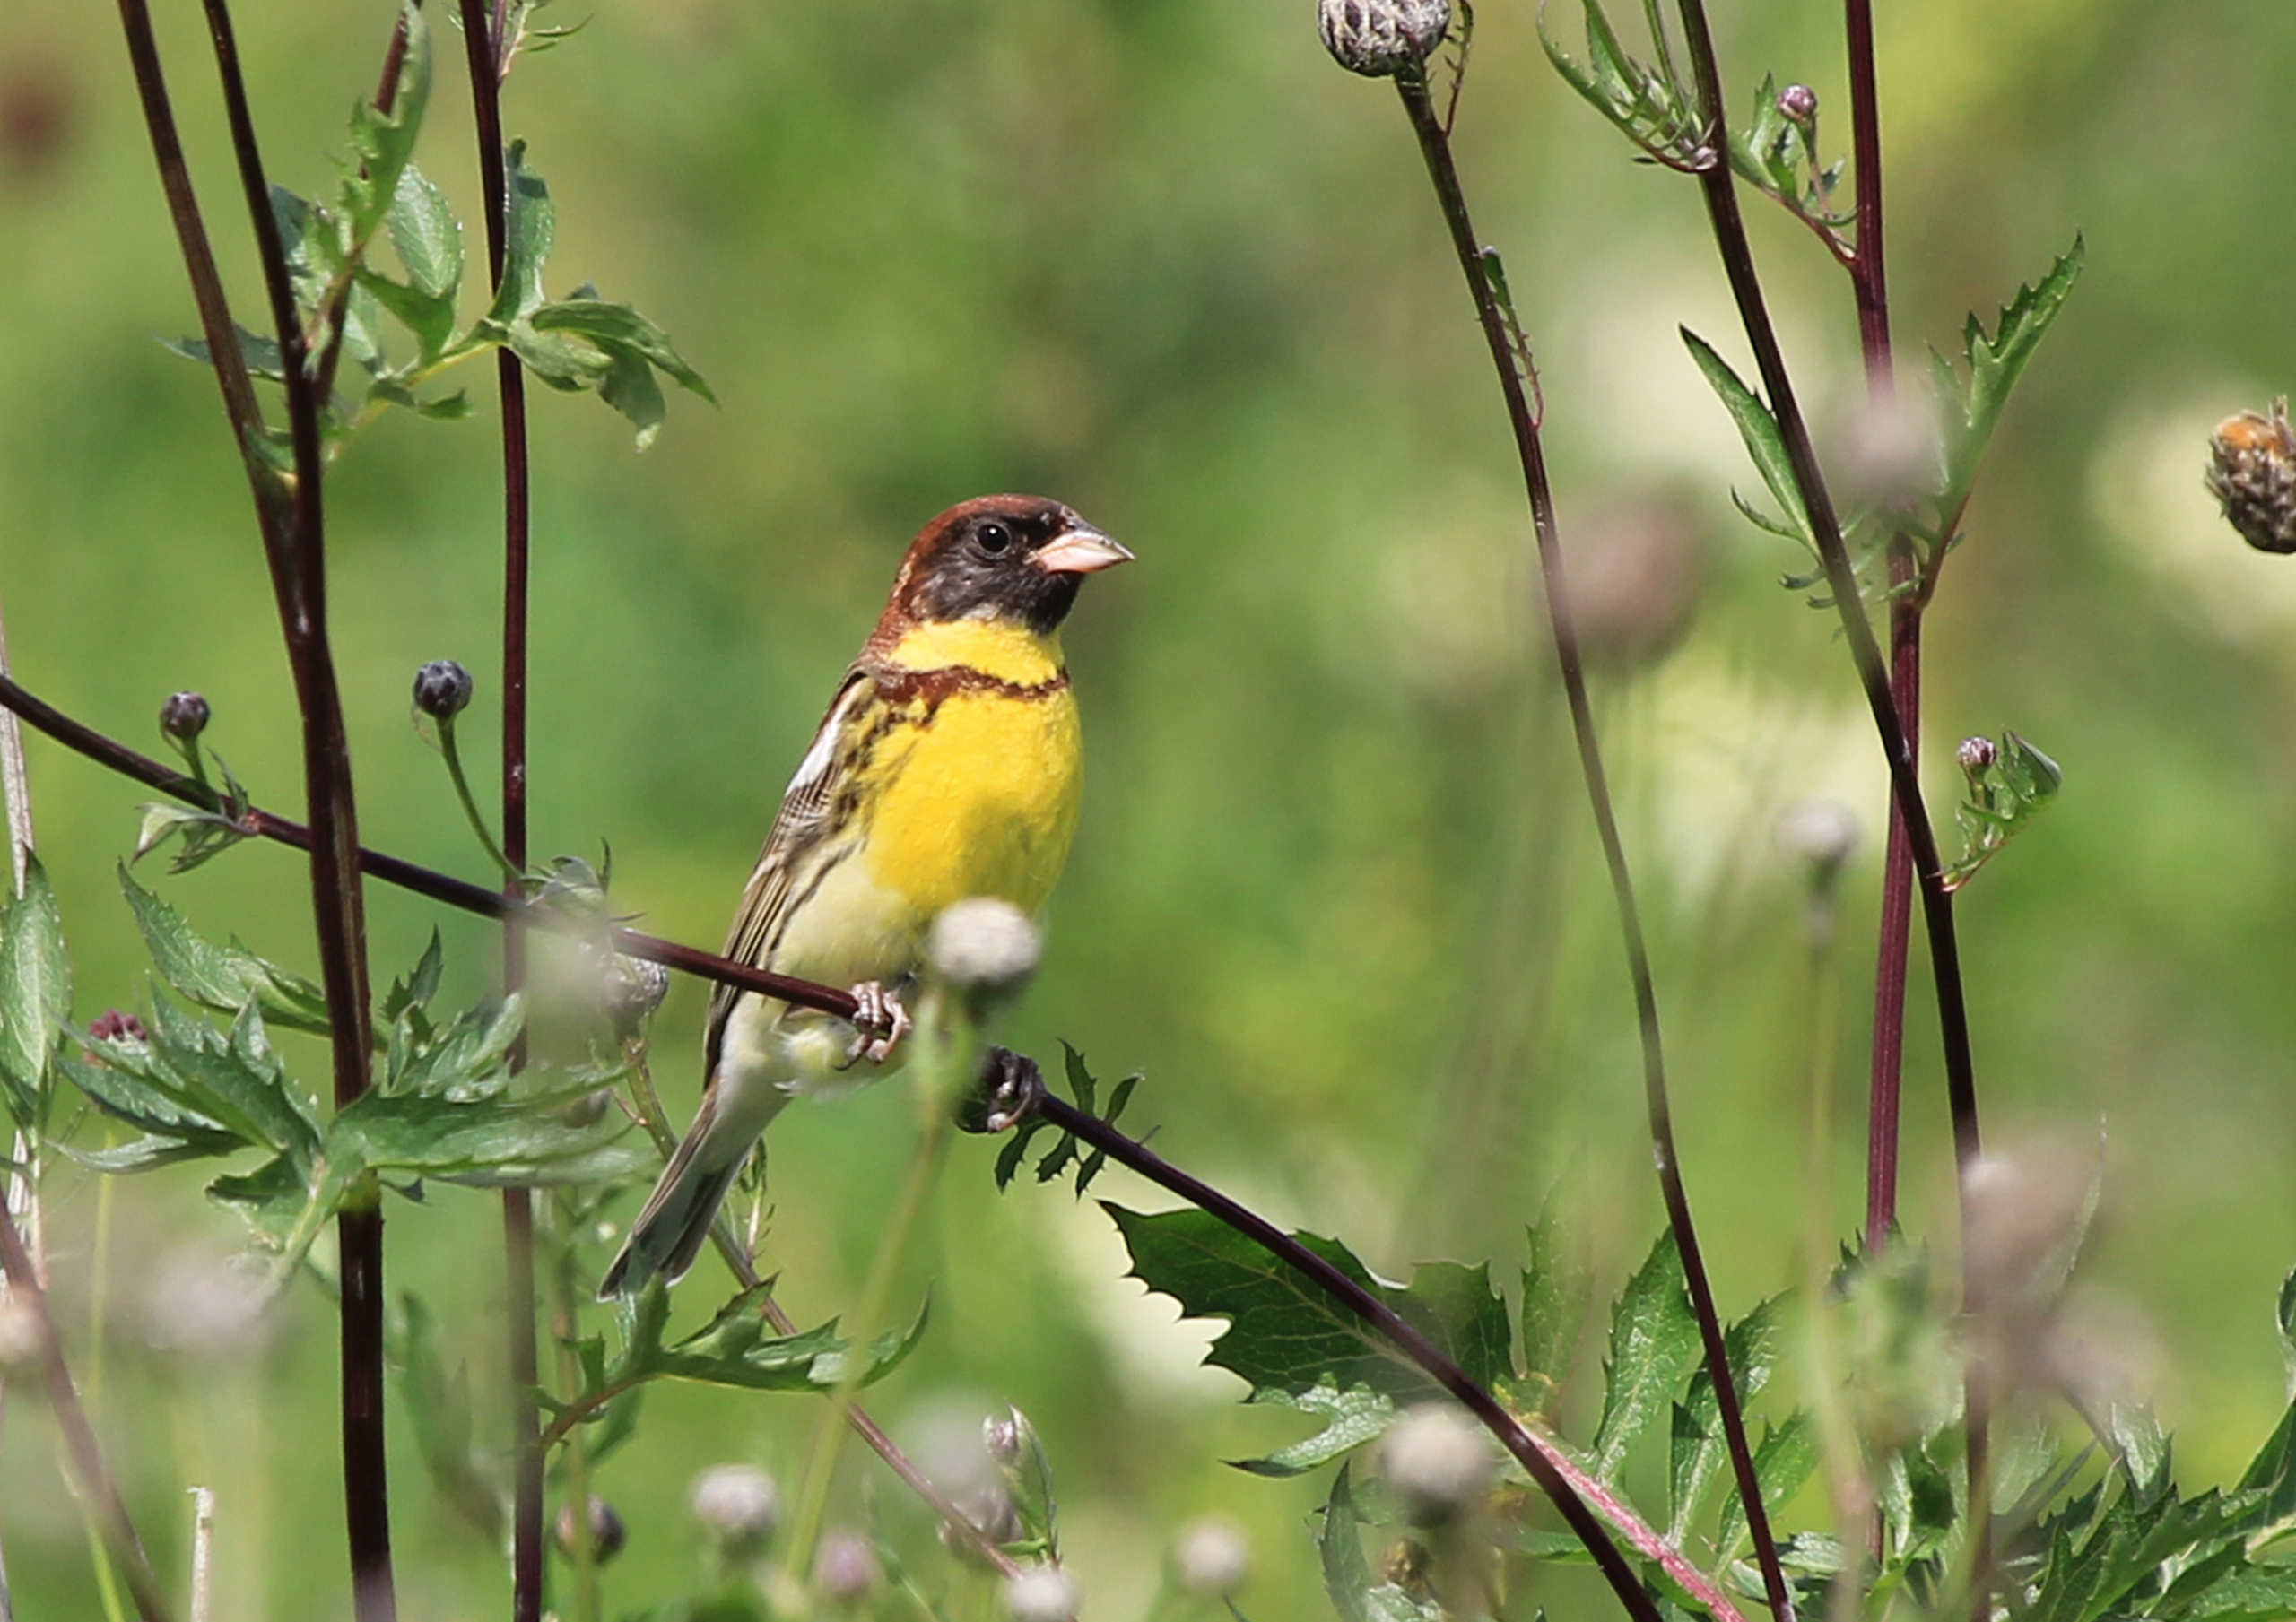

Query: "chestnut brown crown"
<box><xmin>882</xmin><ymin>495</ymin><xmax>1131</xmax><ymax>638</ymax></box>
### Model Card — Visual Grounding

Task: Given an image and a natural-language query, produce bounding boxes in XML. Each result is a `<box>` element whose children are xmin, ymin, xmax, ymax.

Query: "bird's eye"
<box><xmin>976</xmin><ymin>522</ymin><xmax>1013</xmax><ymax>555</ymax></box>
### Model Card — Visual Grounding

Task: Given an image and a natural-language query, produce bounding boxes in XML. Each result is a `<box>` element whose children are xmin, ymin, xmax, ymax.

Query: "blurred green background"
<box><xmin>5</xmin><ymin>0</ymin><xmax>2296</xmax><ymax>1616</ymax></box>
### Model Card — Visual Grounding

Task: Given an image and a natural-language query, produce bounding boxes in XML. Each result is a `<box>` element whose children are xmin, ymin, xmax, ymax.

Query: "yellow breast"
<box><xmin>858</xmin><ymin>620</ymin><xmax>1083</xmax><ymax>930</ymax></box>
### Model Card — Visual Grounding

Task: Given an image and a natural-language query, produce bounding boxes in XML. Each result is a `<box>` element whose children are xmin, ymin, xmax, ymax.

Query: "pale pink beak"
<box><xmin>1032</xmin><ymin>527</ymin><xmax>1134</xmax><ymax>576</ymax></box>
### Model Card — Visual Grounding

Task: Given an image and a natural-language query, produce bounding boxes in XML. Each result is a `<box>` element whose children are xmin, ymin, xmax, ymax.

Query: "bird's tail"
<box><xmin>600</xmin><ymin>1098</ymin><xmax>755</xmax><ymax>1299</ymax></box>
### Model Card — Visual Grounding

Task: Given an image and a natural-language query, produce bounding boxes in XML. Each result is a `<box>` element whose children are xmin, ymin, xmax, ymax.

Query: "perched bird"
<box><xmin>601</xmin><ymin>495</ymin><xmax>1131</xmax><ymax>1296</ymax></box>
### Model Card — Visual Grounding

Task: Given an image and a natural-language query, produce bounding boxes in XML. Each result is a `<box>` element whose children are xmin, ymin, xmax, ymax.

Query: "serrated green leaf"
<box><xmin>1105</xmin><ymin>1203</ymin><xmax>1439</xmax><ymax>1403</ymax></box>
<box><xmin>1670</xmin><ymin>1293</ymin><xmax>1787</xmax><ymax>1538</ymax></box>
<box><xmin>529</xmin><ymin>299</ymin><xmax>714</xmax><ymax>403</ymax></box>
<box><xmin>58</xmin><ymin>1132</ymin><xmax>237</xmax><ymax>1174</ymax></box>
<box><xmin>385</xmin><ymin>160</ymin><xmax>461</xmax><ymax>302</ymax></box>
<box><xmin>642</xmin><ymin>1286</ymin><xmax>928</xmax><ymax>1393</ymax></box>
<box><xmin>1683</xmin><ymin>328</ymin><xmax>1813</xmax><ymax>548</ymax></box>
<box><xmin>1232</xmin><ymin>1380</ymin><xmax>1396</xmax><ymax>1478</ymax></box>
<box><xmin>326</xmin><ymin>1084</ymin><xmax>641</xmax><ymax>1188</ymax></box>
<box><xmin>1716</xmin><ymin>1409</ymin><xmax>1818</xmax><ymax>1557</ymax></box>
<box><xmin>1521</xmin><ymin>1192</ymin><xmax>1590</xmax><ymax>1409</ymax></box>
<box><xmin>382</xmin><ymin>932</ymin><xmax>445</xmax><ymax>1025</ymax></box>
<box><xmin>0</xmin><ymin>853</ymin><xmax>68</xmax><ymax>1099</ymax></box>
<box><xmin>1397</xmin><ymin>1260</ymin><xmax>1512</xmax><ymax>1393</ymax></box>
<box><xmin>118</xmin><ymin>866</ymin><xmax>330</xmax><ymax>1036</ymax></box>
<box><xmin>1591</xmin><ymin>1230</ymin><xmax>1701</xmax><ymax>1479</ymax></box>
<box><xmin>207</xmin><ymin>1151</ymin><xmax>319</xmax><ymax>1247</ymax></box>
<box><xmin>358</xmin><ymin>271</ymin><xmax>457</xmax><ymax>365</ymax></box>
<box><xmin>341</xmin><ymin>4</ymin><xmax>431</xmax><ymax>244</ymax></box>
<box><xmin>596</xmin><ymin>341</ymin><xmax>665</xmax><ymax>449</ymax></box>
<box><xmin>1944</xmin><ymin>731</ymin><xmax>2065</xmax><ymax>890</ymax></box>
<box><xmin>93</xmin><ymin>997</ymin><xmax>322</xmax><ymax>1167</ymax></box>
<box><xmin>57</xmin><ymin>1052</ymin><xmax>236</xmax><ymax>1149</ymax></box>
<box><xmin>1937</xmin><ymin>237</ymin><xmax>2084</xmax><ymax>518</ymax></box>
<box><xmin>488</xmin><ymin>141</ymin><xmax>553</xmax><ymax>325</ymax></box>
<box><xmin>161</xmin><ymin>323</ymin><xmax>288</xmax><ymax>385</ymax></box>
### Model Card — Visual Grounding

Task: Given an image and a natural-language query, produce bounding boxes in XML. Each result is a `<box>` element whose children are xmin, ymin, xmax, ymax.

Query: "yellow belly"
<box><xmin>860</xmin><ymin>682</ymin><xmax>1083</xmax><ymax>926</ymax></box>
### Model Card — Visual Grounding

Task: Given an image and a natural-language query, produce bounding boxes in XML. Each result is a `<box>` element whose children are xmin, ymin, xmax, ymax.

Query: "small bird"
<box><xmin>601</xmin><ymin>495</ymin><xmax>1131</xmax><ymax>1296</ymax></box>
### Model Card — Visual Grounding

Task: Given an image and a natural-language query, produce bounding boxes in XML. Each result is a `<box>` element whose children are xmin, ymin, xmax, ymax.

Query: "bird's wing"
<box><xmin>702</xmin><ymin>666</ymin><xmax>888</xmax><ymax>1076</ymax></box>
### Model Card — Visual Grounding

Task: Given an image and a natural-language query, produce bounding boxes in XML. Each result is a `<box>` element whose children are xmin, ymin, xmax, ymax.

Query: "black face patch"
<box><xmin>904</xmin><ymin>500</ymin><xmax>1088</xmax><ymax>634</ymax></box>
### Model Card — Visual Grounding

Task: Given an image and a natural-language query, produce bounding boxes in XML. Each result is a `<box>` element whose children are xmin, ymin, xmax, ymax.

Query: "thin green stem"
<box><xmin>436</xmin><ymin>715</ymin><xmax>520</xmax><ymax>883</ymax></box>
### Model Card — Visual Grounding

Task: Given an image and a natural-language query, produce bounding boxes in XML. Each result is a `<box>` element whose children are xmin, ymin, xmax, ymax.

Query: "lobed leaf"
<box><xmin>1520</xmin><ymin>1191</ymin><xmax>1590</xmax><ymax>1411</ymax></box>
<box><xmin>119</xmin><ymin>867</ymin><xmax>330</xmax><ymax>1036</ymax></box>
<box><xmin>1936</xmin><ymin>237</ymin><xmax>2085</xmax><ymax>520</ymax></box>
<box><xmin>1232</xmin><ymin>1380</ymin><xmax>1397</xmax><ymax>1478</ymax></box>
<box><xmin>1590</xmin><ymin>1230</ymin><xmax>1701</xmax><ymax>1480</ymax></box>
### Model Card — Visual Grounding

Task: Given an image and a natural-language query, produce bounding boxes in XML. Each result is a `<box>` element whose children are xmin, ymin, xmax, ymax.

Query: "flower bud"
<box><xmin>2207</xmin><ymin>399</ymin><xmax>2296</xmax><ymax>553</ymax></box>
<box><xmin>603</xmin><ymin>954</ymin><xmax>671</xmax><ymax>1040</ymax></box>
<box><xmin>689</xmin><ymin>1464</ymin><xmax>778</xmax><ymax>1553</ymax></box>
<box><xmin>814</xmin><ymin>1531</ymin><xmax>881</xmax><ymax>1602</ymax></box>
<box><xmin>159</xmin><ymin>691</ymin><xmax>211</xmax><ymax>743</ymax></box>
<box><xmin>412</xmin><ymin>659</ymin><xmax>474</xmax><ymax>721</ymax></box>
<box><xmin>928</xmin><ymin>899</ymin><xmax>1041</xmax><ymax>1007</ymax></box>
<box><xmin>1957</xmin><ymin>735</ymin><xmax>1996</xmax><ymax>777</ymax></box>
<box><xmin>1317</xmin><ymin>0</ymin><xmax>1450</xmax><ymax>78</ymax></box>
<box><xmin>1778</xmin><ymin>83</ymin><xmax>1818</xmax><ymax>124</ymax></box>
<box><xmin>1380</xmin><ymin>1403</ymin><xmax>1493</xmax><ymax>1524</ymax></box>
<box><xmin>1172</xmin><ymin>1515</ymin><xmax>1250</xmax><ymax>1597</ymax></box>
<box><xmin>553</xmin><ymin>1495</ymin><xmax>627</xmax><ymax>1564</ymax></box>
<box><xmin>1002</xmin><ymin>1568</ymin><xmax>1079</xmax><ymax>1622</ymax></box>
<box><xmin>89</xmin><ymin>1010</ymin><xmax>147</xmax><ymax>1045</ymax></box>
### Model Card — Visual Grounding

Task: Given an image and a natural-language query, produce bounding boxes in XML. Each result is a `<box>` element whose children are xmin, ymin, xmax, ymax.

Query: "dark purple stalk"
<box><xmin>1389</xmin><ymin>67</ymin><xmax>1796</xmax><ymax>1622</ymax></box>
<box><xmin>0</xmin><ymin>1193</ymin><xmax>174</xmax><ymax>1622</ymax></box>
<box><xmin>1663</xmin><ymin>0</ymin><xmax>1987</xmax><ymax>1591</ymax></box>
<box><xmin>311</xmin><ymin>6</ymin><xmax>419</xmax><ymax>412</ymax></box>
<box><xmin>136</xmin><ymin>3</ymin><xmax>396</xmax><ymax>1609</ymax></box>
<box><xmin>450</xmin><ymin>2</ymin><xmax>544</xmax><ymax>1612</ymax></box>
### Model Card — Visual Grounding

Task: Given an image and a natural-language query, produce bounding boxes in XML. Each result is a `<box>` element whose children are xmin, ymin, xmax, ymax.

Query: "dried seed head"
<box><xmin>159</xmin><ymin>690</ymin><xmax>211</xmax><ymax>742</ymax></box>
<box><xmin>0</xmin><ymin>1293</ymin><xmax>45</xmax><ymax>1374</ymax></box>
<box><xmin>944</xmin><ymin>1485</ymin><xmax>1022</xmax><ymax>1556</ymax></box>
<box><xmin>815</xmin><ymin>1530</ymin><xmax>882</xmax><ymax>1601</ymax></box>
<box><xmin>984</xmin><ymin>1408</ymin><xmax>1027</xmax><ymax>1467</ymax></box>
<box><xmin>689</xmin><ymin>1464</ymin><xmax>778</xmax><ymax>1552</ymax></box>
<box><xmin>1776</xmin><ymin>797</ymin><xmax>1861</xmax><ymax>880</ymax></box>
<box><xmin>1379</xmin><ymin>1403</ymin><xmax>1493</xmax><ymax>1523</ymax></box>
<box><xmin>1778</xmin><ymin>83</ymin><xmax>1818</xmax><ymax>124</ymax></box>
<box><xmin>553</xmin><ymin>1495</ymin><xmax>628</xmax><ymax>1564</ymax></box>
<box><xmin>141</xmin><ymin>1244</ymin><xmax>272</xmax><ymax>1360</ymax></box>
<box><xmin>928</xmin><ymin>898</ymin><xmax>1041</xmax><ymax>1004</ymax></box>
<box><xmin>2207</xmin><ymin>400</ymin><xmax>2296</xmax><ymax>553</ymax></box>
<box><xmin>1173</xmin><ymin>1515</ymin><xmax>1251</xmax><ymax>1597</ymax></box>
<box><xmin>1957</xmin><ymin>735</ymin><xmax>1997</xmax><ymax>777</ymax></box>
<box><xmin>1002</xmin><ymin>1568</ymin><xmax>1080</xmax><ymax>1622</ymax></box>
<box><xmin>1317</xmin><ymin>0</ymin><xmax>1451</xmax><ymax>78</ymax></box>
<box><xmin>412</xmin><ymin>659</ymin><xmax>474</xmax><ymax>721</ymax></box>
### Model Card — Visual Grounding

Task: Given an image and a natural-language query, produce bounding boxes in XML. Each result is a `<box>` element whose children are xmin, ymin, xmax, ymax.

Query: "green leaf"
<box><xmin>1716</xmin><ymin>1409</ymin><xmax>1818</xmax><ymax>1558</ymax></box>
<box><xmin>637</xmin><ymin>1284</ymin><xmax>929</xmax><ymax>1394</ymax></box>
<box><xmin>1318</xmin><ymin>1463</ymin><xmax>1442</xmax><ymax>1622</ymax></box>
<box><xmin>207</xmin><ymin>1152</ymin><xmax>320</xmax><ymax>1247</ymax></box>
<box><xmin>1670</xmin><ymin>1293</ymin><xmax>1787</xmax><ymax>1538</ymax></box>
<box><xmin>1683</xmin><ymin>328</ymin><xmax>1813</xmax><ymax>548</ymax></box>
<box><xmin>90</xmin><ymin>996</ymin><xmax>323</xmax><ymax>1167</ymax></box>
<box><xmin>0</xmin><ymin>852</ymin><xmax>69</xmax><ymax>1105</ymax></box>
<box><xmin>385</xmin><ymin>160</ymin><xmax>460</xmax><ymax>301</ymax></box>
<box><xmin>400</xmin><ymin>1293</ymin><xmax>504</xmax><ymax>1542</ymax></box>
<box><xmin>341</xmin><ymin>3</ymin><xmax>431</xmax><ymax>244</ymax></box>
<box><xmin>358</xmin><ymin>270</ymin><xmax>457</xmax><ymax>365</ymax></box>
<box><xmin>326</xmin><ymin>1084</ymin><xmax>642</xmax><ymax>1188</ymax></box>
<box><xmin>530</xmin><ymin>298</ymin><xmax>714</xmax><ymax>403</ymax></box>
<box><xmin>487</xmin><ymin>141</ymin><xmax>553</xmax><ymax>326</ymax></box>
<box><xmin>1395</xmin><ymin>1260</ymin><xmax>1512</xmax><ymax>1393</ymax></box>
<box><xmin>1520</xmin><ymin>1192</ymin><xmax>1590</xmax><ymax>1411</ymax></box>
<box><xmin>56</xmin><ymin>1053</ymin><xmax>238</xmax><ymax>1152</ymax></box>
<box><xmin>1590</xmin><ymin>1230</ymin><xmax>1701</xmax><ymax>1480</ymax></box>
<box><xmin>161</xmin><ymin>324</ymin><xmax>286</xmax><ymax>384</ymax></box>
<box><xmin>1944</xmin><ymin>731</ymin><xmax>2065</xmax><ymax>890</ymax></box>
<box><xmin>119</xmin><ymin>866</ymin><xmax>331</xmax><ymax>1036</ymax></box>
<box><xmin>1936</xmin><ymin>237</ymin><xmax>2084</xmax><ymax>519</ymax></box>
<box><xmin>381</xmin><ymin>932</ymin><xmax>446</xmax><ymax>1025</ymax></box>
<box><xmin>1232</xmin><ymin>1380</ymin><xmax>1397</xmax><ymax>1478</ymax></box>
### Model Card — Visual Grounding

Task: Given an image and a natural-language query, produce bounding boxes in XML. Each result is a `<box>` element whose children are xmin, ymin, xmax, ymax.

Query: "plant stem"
<box><xmin>0</xmin><ymin>594</ymin><xmax>37</xmax><ymax>1622</ymax></box>
<box><xmin>1390</xmin><ymin>67</ymin><xmax>1796</xmax><ymax>1622</ymax></box>
<box><xmin>186</xmin><ymin>1</ymin><xmax>396</xmax><ymax>1610</ymax></box>
<box><xmin>1662</xmin><ymin>0</ymin><xmax>1987</xmax><ymax>1593</ymax></box>
<box><xmin>0</xmin><ymin>1201</ymin><xmax>175</xmax><ymax>1622</ymax></box>
<box><xmin>451</xmin><ymin>0</ymin><xmax>544</xmax><ymax>1609</ymax></box>
<box><xmin>435</xmin><ymin>716</ymin><xmax>522</xmax><ymax>882</ymax></box>
<box><xmin>1015</xmin><ymin>1075</ymin><xmax>1712</xmax><ymax>1622</ymax></box>
<box><xmin>187</xmin><ymin>1489</ymin><xmax>215</xmax><ymax>1622</ymax></box>
<box><xmin>1841</xmin><ymin>0</ymin><xmax>1918</xmax><ymax>1256</ymax></box>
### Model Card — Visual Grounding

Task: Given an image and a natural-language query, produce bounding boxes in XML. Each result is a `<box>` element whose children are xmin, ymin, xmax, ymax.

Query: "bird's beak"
<box><xmin>1032</xmin><ymin>527</ymin><xmax>1134</xmax><ymax>576</ymax></box>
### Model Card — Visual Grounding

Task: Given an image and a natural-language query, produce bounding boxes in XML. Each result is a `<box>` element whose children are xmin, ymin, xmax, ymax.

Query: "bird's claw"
<box><xmin>839</xmin><ymin>981</ymin><xmax>911</xmax><ymax>1069</ymax></box>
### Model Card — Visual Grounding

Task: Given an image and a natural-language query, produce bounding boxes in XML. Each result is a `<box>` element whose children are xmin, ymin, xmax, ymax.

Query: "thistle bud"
<box><xmin>928</xmin><ymin>899</ymin><xmax>1041</xmax><ymax>1008</ymax></box>
<box><xmin>159</xmin><ymin>690</ymin><xmax>210</xmax><ymax>743</ymax></box>
<box><xmin>603</xmin><ymin>954</ymin><xmax>672</xmax><ymax>1040</ymax></box>
<box><xmin>2206</xmin><ymin>399</ymin><xmax>2296</xmax><ymax>553</ymax></box>
<box><xmin>1957</xmin><ymin>735</ymin><xmax>1996</xmax><ymax>777</ymax></box>
<box><xmin>1778</xmin><ymin>83</ymin><xmax>1818</xmax><ymax>125</ymax></box>
<box><xmin>1380</xmin><ymin>1403</ymin><xmax>1493</xmax><ymax>1525</ymax></box>
<box><xmin>412</xmin><ymin>659</ymin><xmax>474</xmax><ymax>720</ymax></box>
<box><xmin>554</xmin><ymin>1495</ymin><xmax>628</xmax><ymax>1564</ymax></box>
<box><xmin>1317</xmin><ymin>0</ymin><xmax>1450</xmax><ymax>79</ymax></box>
<box><xmin>814</xmin><ymin>1531</ymin><xmax>881</xmax><ymax>1602</ymax></box>
<box><xmin>1002</xmin><ymin>1569</ymin><xmax>1079</xmax><ymax>1622</ymax></box>
<box><xmin>89</xmin><ymin>1010</ymin><xmax>147</xmax><ymax>1045</ymax></box>
<box><xmin>1173</xmin><ymin>1515</ymin><xmax>1250</xmax><ymax>1597</ymax></box>
<box><xmin>689</xmin><ymin>1464</ymin><xmax>778</xmax><ymax>1553</ymax></box>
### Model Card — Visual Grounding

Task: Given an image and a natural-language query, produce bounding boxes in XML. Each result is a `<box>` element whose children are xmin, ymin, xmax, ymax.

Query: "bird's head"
<box><xmin>882</xmin><ymin>495</ymin><xmax>1131</xmax><ymax>638</ymax></box>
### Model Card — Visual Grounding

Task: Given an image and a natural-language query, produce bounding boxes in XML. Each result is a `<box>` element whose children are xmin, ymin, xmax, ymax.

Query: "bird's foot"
<box><xmin>839</xmin><ymin>981</ymin><xmax>911</xmax><ymax>1068</ymax></box>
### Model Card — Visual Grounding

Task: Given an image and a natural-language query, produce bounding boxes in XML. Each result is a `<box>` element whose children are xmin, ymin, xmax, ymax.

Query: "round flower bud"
<box><xmin>1003</xmin><ymin>1568</ymin><xmax>1079</xmax><ymax>1622</ymax></box>
<box><xmin>1957</xmin><ymin>735</ymin><xmax>1997</xmax><ymax>777</ymax></box>
<box><xmin>553</xmin><ymin>1495</ymin><xmax>627</xmax><ymax>1565</ymax></box>
<box><xmin>1776</xmin><ymin>797</ymin><xmax>1860</xmax><ymax>879</ymax></box>
<box><xmin>1317</xmin><ymin>0</ymin><xmax>1450</xmax><ymax>79</ymax></box>
<box><xmin>1778</xmin><ymin>83</ymin><xmax>1818</xmax><ymax>124</ymax></box>
<box><xmin>2207</xmin><ymin>400</ymin><xmax>2296</xmax><ymax>553</ymax></box>
<box><xmin>412</xmin><ymin>659</ymin><xmax>474</xmax><ymax>721</ymax></box>
<box><xmin>603</xmin><ymin>954</ymin><xmax>672</xmax><ymax>1040</ymax></box>
<box><xmin>928</xmin><ymin>899</ymin><xmax>1041</xmax><ymax>1003</ymax></box>
<box><xmin>89</xmin><ymin>1010</ymin><xmax>147</xmax><ymax>1045</ymax></box>
<box><xmin>1380</xmin><ymin>1403</ymin><xmax>1494</xmax><ymax>1524</ymax></box>
<box><xmin>0</xmin><ymin>1293</ymin><xmax>45</xmax><ymax>1375</ymax></box>
<box><xmin>159</xmin><ymin>691</ymin><xmax>211</xmax><ymax>743</ymax></box>
<box><xmin>689</xmin><ymin>1464</ymin><xmax>778</xmax><ymax>1553</ymax></box>
<box><xmin>1172</xmin><ymin>1515</ymin><xmax>1250</xmax><ymax>1597</ymax></box>
<box><xmin>814</xmin><ymin>1530</ymin><xmax>881</xmax><ymax>1602</ymax></box>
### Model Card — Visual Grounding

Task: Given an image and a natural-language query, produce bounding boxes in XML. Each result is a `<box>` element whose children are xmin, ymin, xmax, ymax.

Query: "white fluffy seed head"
<box><xmin>1003</xmin><ymin>1567</ymin><xmax>1079</xmax><ymax>1622</ymax></box>
<box><xmin>1380</xmin><ymin>1404</ymin><xmax>1494</xmax><ymax>1522</ymax></box>
<box><xmin>1776</xmin><ymin>796</ymin><xmax>1861</xmax><ymax>879</ymax></box>
<box><xmin>814</xmin><ymin>1530</ymin><xmax>881</xmax><ymax>1600</ymax></box>
<box><xmin>0</xmin><ymin>1292</ymin><xmax>43</xmax><ymax>1374</ymax></box>
<box><xmin>928</xmin><ymin>898</ymin><xmax>1041</xmax><ymax>1002</ymax></box>
<box><xmin>1173</xmin><ymin>1514</ymin><xmax>1251</xmax><ymax>1596</ymax></box>
<box><xmin>689</xmin><ymin>1464</ymin><xmax>778</xmax><ymax>1550</ymax></box>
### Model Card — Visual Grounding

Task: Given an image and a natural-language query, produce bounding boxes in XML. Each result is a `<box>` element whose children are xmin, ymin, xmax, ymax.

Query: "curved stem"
<box><xmin>1391</xmin><ymin>68</ymin><xmax>1796</xmax><ymax>1622</ymax></box>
